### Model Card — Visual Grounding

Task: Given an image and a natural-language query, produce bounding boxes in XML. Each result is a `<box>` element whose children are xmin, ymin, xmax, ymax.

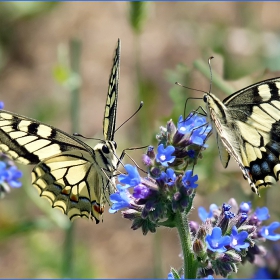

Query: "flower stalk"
<box><xmin>175</xmin><ymin>208</ymin><xmax>198</xmax><ymax>279</ymax></box>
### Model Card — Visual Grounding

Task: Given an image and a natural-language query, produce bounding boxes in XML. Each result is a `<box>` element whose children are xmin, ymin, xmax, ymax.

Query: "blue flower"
<box><xmin>182</xmin><ymin>170</ymin><xmax>198</xmax><ymax>189</ymax></box>
<box><xmin>0</xmin><ymin>161</ymin><xmax>8</xmax><ymax>183</ymax></box>
<box><xmin>118</xmin><ymin>164</ymin><xmax>141</xmax><ymax>187</ymax></box>
<box><xmin>198</xmin><ymin>204</ymin><xmax>218</xmax><ymax>222</ymax></box>
<box><xmin>222</xmin><ymin>203</ymin><xmax>231</xmax><ymax>212</ymax></box>
<box><xmin>5</xmin><ymin>166</ymin><xmax>22</xmax><ymax>188</ymax></box>
<box><xmin>187</xmin><ymin>149</ymin><xmax>195</xmax><ymax>159</ymax></box>
<box><xmin>190</xmin><ymin>129</ymin><xmax>208</xmax><ymax>146</ymax></box>
<box><xmin>229</xmin><ymin>226</ymin><xmax>249</xmax><ymax>251</ymax></box>
<box><xmin>167</xmin><ymin>271</ymin><xmax>184</xmax><ymax>279</ymax></box>
<box><xmin>109</xmin><ymin>184</ymin><xmax>131</xmax><ymax>213</ymax></box>
<box><xmin>204</xmin><ymin>276</ymin><xmax>214</xmax><ymax>279</ymax></box>
<box><xmin>255</xmin><ymin>207</ymin><xmax>270</xmax><ymax>221</ymax></box>
<box><xmin>252</xmin><ymin>267</ymin><xmax>272</xmax><ymax>279</ymax></box>
<box><xmin>177</xmin><ymin>114</ymin><xmax>210</xmax><ymax>137</ymax></box>
<box><xmin>161</xmin><ymin>168</ymin><xmax>176</xmax><ymax>186</ymax></box>
<box><xmin>205</xmin><ymin>227</ymin><xmax>231</xmax><ymax>253</ymax></box>
<box><xmin>239</xmin><ymin>201</ymin><xmax>251</xmax><ymax>213</ymax></box>
<box><xmin>177</xmin><ymin>114</ymin><xmax>194</xmax><ymax>134</ymax></box>
<box><xmin>260</xmin><ymin>222</ymin><xmax>280</xmax><ymax>241</ymax></box>
<box><xmin>133</xmin><ymin>184</ymin><xmax>150</xmax><ymax>199</ymax></box>
<box><xmin>0</xmin><ymin>101</ymin><xmax>4</xmax><ymax>109</ymax></box>
<box><xmin>156</xmin><ymin>144</ymin><xmax>175</xmax><ymax>167</ymax></box>
<box><xmin>0</xmin><ymin>162</ymin><xmax>22</xmax><ymax>188</ymax></box>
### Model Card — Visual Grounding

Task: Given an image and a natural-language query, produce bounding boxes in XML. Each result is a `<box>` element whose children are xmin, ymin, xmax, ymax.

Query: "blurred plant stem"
<box><xmin>61</xmin><ymin>38</ymin><xmax>82</xmax><ymax>278</ymax></box>
<box><xmin>193</xmin><ymin>59</ymin><xmax>235</xmax><ymax>95</ymax></box>
<box><xmin>129</xmin><ymin>2</ymin><xmax>163</xmax><ymax>277</ymax></box>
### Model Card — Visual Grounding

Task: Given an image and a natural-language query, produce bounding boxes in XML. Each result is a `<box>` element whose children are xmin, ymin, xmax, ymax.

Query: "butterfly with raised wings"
<box><xmin>0</xmin><ymin>39</ymin><xmax>121</xmax><ymax>222</ymax></box>
<box><xmin>204</xmin><ymin>77</ymin><xmax>280</xmax><ymax>195</ymax></box>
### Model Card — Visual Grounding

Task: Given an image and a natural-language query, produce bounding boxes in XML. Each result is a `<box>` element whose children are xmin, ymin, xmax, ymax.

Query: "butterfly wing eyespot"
<box><xmin>0</xmin><ymin>39</ymin><xmax>121</xmax><ymax>221</ymax></box>
<box><xmin>204</xmin><ymin>76</ymin><xmax>280</xmax><ymax>195</ymax></box>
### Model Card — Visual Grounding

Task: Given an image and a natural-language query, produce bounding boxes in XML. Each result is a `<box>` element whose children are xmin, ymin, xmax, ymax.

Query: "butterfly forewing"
<box><xmin>205</xmin><ymin>77</ymin><xmax>280</xmax><ymax>195</ymax></box>
<box><xmin>0</xmin><ymin>39</ymin><xmax>121</xmax><ymax>222</ymax></box>
<box><xmin>103</xmin><ymin>38</ymin><xmax>120</xmax><ymax>141</ymax></box>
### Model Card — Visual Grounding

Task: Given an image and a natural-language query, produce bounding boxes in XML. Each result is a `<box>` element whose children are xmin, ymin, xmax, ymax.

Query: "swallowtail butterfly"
<box><xmin>0</xmin><ymin>39</ymin><xmax>121</xmax><ymax>222</ymax></box>
<box><xmin>204</xmin><ymin>77</ymin><xmax>280</xmax><ymax>195</ymax></box>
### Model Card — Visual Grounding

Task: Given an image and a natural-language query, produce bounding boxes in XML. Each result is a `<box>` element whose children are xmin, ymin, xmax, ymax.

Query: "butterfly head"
<box><xmin>93</xmin><ymin>140</ymin><xmax>118</xmax><ymax>168</ymax></box>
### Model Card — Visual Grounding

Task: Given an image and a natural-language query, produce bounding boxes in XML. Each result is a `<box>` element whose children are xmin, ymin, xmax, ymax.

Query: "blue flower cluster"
<box><xmin>109</xmin><ymin>113</ymin><xmax>211</xmax><ymax>235</ymax></box>
<box><xmin>190</xmin><ymin>199</ymin><xmax>280</xmax><ymax>278</ymax></box>
<box><xmin>0</xmin><ymin>102</ymin><xmax>23</xmax><ymax>197</ymax></box>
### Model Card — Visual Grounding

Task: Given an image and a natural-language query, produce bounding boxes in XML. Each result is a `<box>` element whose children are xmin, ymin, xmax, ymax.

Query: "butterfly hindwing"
<box><xmin>31</xmin><ymin>149</ymin><xmax>115</xmax><ymax>222</ymax></box>
<box><xmin>0</xmin><ymin>39</ymin><xmax>121</xmax><ymax>221</ymax></box>
<box><xmin>205</xmin><ymin>77</ymin><xmax>280</xmax><ymax>194</ymax></box>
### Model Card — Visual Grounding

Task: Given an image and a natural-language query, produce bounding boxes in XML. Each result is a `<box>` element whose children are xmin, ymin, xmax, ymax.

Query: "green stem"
<box><xmin>175</xmin><ymin>209</ymin><xmax>198</xmax><ymax>279</ymax></box>
<box><xmin>193</xmin><ymin>59</ymin><xmax>235</xmax><ymax>96</ymax></box>
<box><xmin>61</xmin><ymin>38</ymin><xmax>82</xmax><ymax>279</ymax></box>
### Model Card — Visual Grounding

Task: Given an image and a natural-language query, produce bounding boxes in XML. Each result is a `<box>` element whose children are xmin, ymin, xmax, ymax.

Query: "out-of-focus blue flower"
<box><xmin>5</xmin><ymin>166</ymin><xmax>22</xmax><ymax>188</ymax></box>
<box><xmin>198</xmin><ymin>204</ymin><xmax>218</xmax><ymax>222</ymax></box>
<box><xmin>118</xmin><ymin>164</ymin><xmax>141</xmax><ymax>187</ymax></box>
<box><xmin>239</xmin><ymin>201</ymin><xmax>251</xmax><ymax>213</ymax></box>
<box><xmin>205</xmin><ymin>227</ymin><xmax>231</xmax><ymax>253</ymax></box>
<box><xmin>0</xmin><ymin>161</ymin><xmax>22</xmax><ymax>188</ymax></box>
<box><xmin>204</xmin><ymin>275</ymin><xmax>214</xmax><ymax>279</ymax></box>
<box><xmin>156</xmin><ymin>144</ymin><xmax>175</xmax><ymax>167</ymax></box>
<box><xmin>252</xmin><ymin>267</ymin><xmax>272</xmax><ymax>279</ymax></box>
<box><xmin>229</xmin><ymin>226</ymin><xmax>249</xmax><ymax>251</ymax></box>
<box><xmin>182</xmin><ymin>170</ymin><xmax>198</xmax><ymax>189</ymax></box>
<box><xmin>0</xmin><ymin>161</ymin><xmax>8</xmax><ymax>183</ymax></box>
<box><xmin>0</xmin><ymin>101</ymin><xmax>4</xmax><ymax>109</ymax></box>
<box><xmin>260</xmin><ymin>222</ymin><xmax>280</xmax><ymax>241</ymax></box>
<box><xmin>255</xmin><ymin>207</ymin><xmax>270</xmax><ymax>221</ymax></box>
<box><xmin>167</xmin><ymin>272</ymin><xmax>175</xmax><ymax>279</ymax></box>
<box><xmin>109</xmin><ymin>184</ymin><xmax>131</xmax><ymax>213</ymax></box>
<box><xmin>167</xmin><ymin>271</ymin><xmax>184</xmax><ymax>279</ymax></box>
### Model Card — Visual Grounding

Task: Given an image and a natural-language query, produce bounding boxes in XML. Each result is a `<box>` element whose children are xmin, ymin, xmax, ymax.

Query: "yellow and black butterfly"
<box><xmin>204</xmin><ymin>77</ymin><xmax>280</xmax><ymax>195</ymax></box>
<box><xmin>0</xmin><ymin>39</ymin><xmax>121</xmax><ymax>222</ymax></box>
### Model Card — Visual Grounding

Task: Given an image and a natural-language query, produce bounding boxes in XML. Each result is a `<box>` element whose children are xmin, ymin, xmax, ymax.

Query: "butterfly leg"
<box><xmin>117</xmin><ymin>145</ymin><xmax>149</xmax><ymax>174</ymax></box>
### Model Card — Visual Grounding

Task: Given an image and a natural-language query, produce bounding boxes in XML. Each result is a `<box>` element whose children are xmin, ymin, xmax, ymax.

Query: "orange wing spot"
<box><xmin>93</xmin><ymin>203</ymin><xmax>104</xmax><ymax>214</ymax></box>
<box><xmin>70</xmin><ymin>193</ymin><xmax>79</xmax><ymax>202</ymax></box>
<box><xmin>61</xmin><ymin>187</ymin><xmax>71</xmax><ymax>195</ymax></box>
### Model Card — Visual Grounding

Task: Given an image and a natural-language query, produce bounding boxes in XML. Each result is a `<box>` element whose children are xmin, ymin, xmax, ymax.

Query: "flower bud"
<box><xmin>142</xmin><ymin>154</ymin><xmax>152</xmax><ymax>166</ymax></box>
<box><xmin>223</xmin><ymin>250</ymin><xmax>242</xmax><ymax>263</ymax></box>
<box><xmin>193</xmin><ymin>239</ymin><xmax>207</xmax><ymax>260</ymax></box>
<box><xmin>167</xmin><ymin>119</ymin><xmax>177</xmax><ymax>138</ymax></box>
<box><xmin>147</xmin><ymin>145</ymin><xmax>155</xmax><ymax>159</ymax></box>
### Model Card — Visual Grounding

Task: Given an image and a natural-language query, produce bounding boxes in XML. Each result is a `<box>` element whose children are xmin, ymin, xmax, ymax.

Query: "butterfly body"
<box><xmin>0</xmin><ymin>39</ymin><xmax>121</xmax><ymax>222</ymax></box>
<box><xmin>204</xmin><ymin>78</ymin><xmax>280</xmax><ymax>195</ymax></box>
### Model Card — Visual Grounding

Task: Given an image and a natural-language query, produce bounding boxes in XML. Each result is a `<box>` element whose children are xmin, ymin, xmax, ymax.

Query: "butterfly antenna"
<box><xmin>73</xmin><ymin>133</ymin><xmax>103</xmax><ymax>142</ymax></box>
<box><xmin>114</xmin><ymin>101</ymin><xmax>144</xmax><ymax>134</ymax></box>
<box><xmin>208</xmin><ymin>56</ymin><xmax>214</xmax><ymax>94</ymax></box>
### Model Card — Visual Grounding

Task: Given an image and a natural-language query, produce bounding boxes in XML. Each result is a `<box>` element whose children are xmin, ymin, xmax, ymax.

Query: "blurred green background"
<box><xmin>0</xmin><ymin>2</ymin><xmax>280</xmax><ymax>278</ymax></box>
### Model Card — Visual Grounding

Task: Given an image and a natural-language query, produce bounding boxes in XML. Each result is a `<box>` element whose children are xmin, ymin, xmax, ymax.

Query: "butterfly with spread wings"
<box><xmin>204</xmin><ymin>77</ymin><xmax>280</xmax><ymax>195</ymax></box>
<box><xmin>0</xmin><ymin>39</ymin><xmax>121</xmax><ymax>222</ymax></box>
